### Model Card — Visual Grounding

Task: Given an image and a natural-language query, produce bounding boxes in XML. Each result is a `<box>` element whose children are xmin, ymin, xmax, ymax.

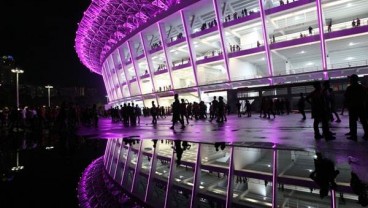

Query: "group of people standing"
<box><xmin>305</xmin><ymin>74</ymin><xmax>368</xmax><ymax>141</ymax></box>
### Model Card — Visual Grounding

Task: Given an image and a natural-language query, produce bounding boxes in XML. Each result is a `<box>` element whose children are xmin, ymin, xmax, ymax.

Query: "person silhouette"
<box><xmin>170</xmin><ymin>94</ymin><xmax>185</xmax><ymax>129</ymax></box>
<box><xmin>345</xmin><ymin>74</ymin><xmax>368</xmax><ymax>141</ymax></box>
<box><xmin>309</xmin><ymin>153</ymin><xmax>339</xmax><ymax>198</ymax></box>
<box><xmin>298</xmin><ymin>93</ymin><xmax>306</xmax><ymax>120</ymax></box>
<box><xmin>306</xmin><ymin>81</ymin><xmax>335</xmax><ymax>140</ymax></box>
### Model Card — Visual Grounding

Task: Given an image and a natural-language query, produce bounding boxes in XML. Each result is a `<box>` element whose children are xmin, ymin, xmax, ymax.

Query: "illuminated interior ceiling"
<box><xmin>75</xmin><ymin>0</ymin><xmax>181</xmax><ymax>74</ymax></box>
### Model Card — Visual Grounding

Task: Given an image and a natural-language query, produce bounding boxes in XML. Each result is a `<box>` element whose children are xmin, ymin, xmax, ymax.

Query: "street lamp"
<box><xmin>45</xmin><ymin>85</ymin><xmax>53</xmax><ymax>107</ymax></box>
<box><xmin>11</xmin><ymin>68</ymin><xmax>24</xmax><ymax>109</ymax></box>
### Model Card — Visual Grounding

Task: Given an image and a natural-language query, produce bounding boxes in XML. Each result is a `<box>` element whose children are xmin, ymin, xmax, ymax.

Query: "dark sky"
<box><xmin>0</xmin><ymin>0</ymin><xmax>105</xmax><ymax>92</ymax></box>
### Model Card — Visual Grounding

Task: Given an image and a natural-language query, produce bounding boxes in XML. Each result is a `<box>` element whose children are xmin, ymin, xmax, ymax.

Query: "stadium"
<box><xmin>75</xmin><ymin>0</ymin><xmax>368</xmax><ymax>107</ymax></box>
<box><xmin>75</xmin><ymin>0</ymin><xmax>368</xmax><ymax>207</ymax></box>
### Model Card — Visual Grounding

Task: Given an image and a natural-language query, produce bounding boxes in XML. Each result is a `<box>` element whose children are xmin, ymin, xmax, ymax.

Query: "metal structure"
<box><xmin>45</xmin><ymin>85</ymin><xmax>53</xmax><ymax>107</ymax></box>
<box><xmin>11</xmin><ymin>68</ymin><xmax>24</xmax><ymax>109</ymax></box>
<box><xmin>75</xmin><ymin>0</ymin><xmax>368</xmax><ymax>106</ymax></box>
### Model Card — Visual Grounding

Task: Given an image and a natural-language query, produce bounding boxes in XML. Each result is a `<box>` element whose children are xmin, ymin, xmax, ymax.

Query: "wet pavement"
<box><xmin>78</xmin><ymin>113</ymin><xmax>368</xmax><ymax>183</ymax></box>
<box><xmin>0</xmin><ymin>134</ymin><xmax>106</xmax><ymax>208</ymax></box>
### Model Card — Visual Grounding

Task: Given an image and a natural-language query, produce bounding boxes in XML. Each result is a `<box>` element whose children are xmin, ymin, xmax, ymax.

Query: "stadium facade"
<box><xmin>76</xmin><ymin>0</ymin><xmax>368</xmax><ymax>107</ymax></box>
<box><xmin>75</xmin><ymin>1</ymin><xmax>368</xmax><ymax>207</ymax></box>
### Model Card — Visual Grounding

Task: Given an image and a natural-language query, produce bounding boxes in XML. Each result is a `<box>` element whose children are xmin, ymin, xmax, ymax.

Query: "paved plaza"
<box><xmin>78</xmin><ymin>113</ymin><xmax>368</xmax><ymax>175</ymax></box>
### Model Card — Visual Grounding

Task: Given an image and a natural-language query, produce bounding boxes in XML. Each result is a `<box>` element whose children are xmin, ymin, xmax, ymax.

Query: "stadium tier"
<box><xmin>75</xmin><ymin>0</ymin><xmax>368</xmax><ymax>106</ymax></box>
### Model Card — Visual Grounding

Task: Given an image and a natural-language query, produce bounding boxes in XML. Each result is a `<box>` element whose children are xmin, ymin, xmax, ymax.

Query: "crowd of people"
<box><xmin>0</xmin><ymin>103</ymin><xmax>103</xmax><ymax>178</ymax></box>
<box><xmin>150</xmin><ymin>41</ymin><xmax>162</xmax><ymax>50</ymax></box>
<box><xmin>200</xmin><ymin>19</ymin><xmax>217</xmax><ymax>31</ymax></box>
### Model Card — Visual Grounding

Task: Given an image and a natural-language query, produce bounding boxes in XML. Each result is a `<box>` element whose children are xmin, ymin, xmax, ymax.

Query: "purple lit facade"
<box><xmin>76</xmin><ymin>0</ymin><xmax>368</xmax><ymax>107</ymax></box>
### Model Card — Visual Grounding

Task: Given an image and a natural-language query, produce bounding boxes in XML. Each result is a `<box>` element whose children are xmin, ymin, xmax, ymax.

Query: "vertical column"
<box><xmin>103</xmin><ymin>63</ymin><xmax>115</xmax><ymax>101</ymax></box>
<box><xmin>101</xmin><ymin>70</ymin><xmax>112</xmax><ymax>103</ymax></box>
<box><xmin>108</xmin><ymin>140</ymin><xmax>117</xmax><ymax>173</ymax></box>
<box><xmin>316</xmin><ymin>0</ymin><xmax>329</xmax><ymax>80</ymax></box>
<box><xmin>259</xmin><ymin>0</ymin><xmax>275</xmax><ymax>85</ymax></box>
<box><xmin>330</xmin><ymin>189</ymin><xmax>337</xmax><ymax>208</ymax></box>
<box><xmin>120</xmin><ymin>145</ymin><xmax>132</xmax><ymax>186</ymax></box>
<box><xmin>110</xmin><ymin>54</ymin><xmax>125</xmax><ymax>99</ymax></box>
<box><xmin>272</xmin><ymin>144</ymin><xmax>278</xmax><ymax>208</ymax></box>
<box><xmin>225</xmin><ymin>146</ymin><xmax>235</xmax><ymax>208</ymax></box>
<box><xmin>164</xmin><ymin>148</ymin><xmax>176</xmax><ymax>208</ymax></box>
<box><xmin>104</xmin><ymin>63</ymin><xmax>118</xmax><ymax>101</ymax></box>
<box><xmin>102</xmin><ymin>66</ymin><xmax>113</xmax><ymax>101</ymax></box>
<box><xmin>131</xmin><ymin>140</ymin><xmax>144</xmax><ymax>192</ymax></box>
<box><xmin>144</xmin><ymin>141</ymin><xmax>160</xmax><ymax>202</ymax></box>
<box><xmin>127</xmin><ymin>41</ymin><xmax>144</xmax><ymax>96</ymax></box>
<box><xmin>117</xmin><ymin>48</ymin><xmax>133</xmax><ymax>98</ymax></box>
<box><xmin>212</xmin><ymin>0</ymin><xmax>231</xmax><ymax>84</ymax></box>
<box><xmin>114</xmin><ymin>139</ymin><xmax>124</xmax><ymax>179</ymax></box>
<box><xmin>190</xmin><ymin>143</ymin><xmax>202</xmax><ymax>208</ymax></box>
<box><xmin>104</xmin><ymin>140</ymin><xmax>112</xmax><ymax>166</ymax></box>
<box><xmin>107</xmin><ymin>57</ymin><xmax>122</xmax><ymax>100</ymax></box>
<box><xmin>180</xmin><ymin>10</ymin><xmax>201</xmax><ymax>99</ymax></box>
<box><xmin>140</xmin><ymin>32</ymin><xmax>159</xmax><ymax>104</ymax></box>
<box><xmin>105</xmin><ymin>139</ymin><xmax>114</xmax><ymax>169</ymax></box>
<box><xmin>157</xmin><ymin>22</ymin><xmax>175</xmax><ymax>89</ymax></box>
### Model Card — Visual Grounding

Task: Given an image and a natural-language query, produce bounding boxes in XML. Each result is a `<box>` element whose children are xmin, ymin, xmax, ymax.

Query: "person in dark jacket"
<box><xmin>170</xmin><ymin>94</ymin><xmax>185</xmax><ymax>129</ymax></box>
<box><xmin>345</xmin><ymin>74</ymin><xmax>368</xmax><ymax>141</ymax></box>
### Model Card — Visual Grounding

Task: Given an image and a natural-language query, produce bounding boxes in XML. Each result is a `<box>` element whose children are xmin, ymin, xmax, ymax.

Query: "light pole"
<box><xmin>11</xmin><ymin>68</ymin><xmax>24</xmax><ymax>109</ymax></box>
<box><xmin>45</xmin><ymin>85</ymin><xmax>53</xmax><ymax>107</ymax></box>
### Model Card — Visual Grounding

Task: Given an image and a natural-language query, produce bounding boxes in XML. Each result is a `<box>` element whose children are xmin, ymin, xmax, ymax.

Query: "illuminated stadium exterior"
<box><xmin>76</xmin><ymin>0</ymin><xmax>368</xmax><ymax>107</ymax></box>
<box><xmin>75</xmin><ymin>1</ymin><xmax>368</xmax><ymax>207</ymax></box>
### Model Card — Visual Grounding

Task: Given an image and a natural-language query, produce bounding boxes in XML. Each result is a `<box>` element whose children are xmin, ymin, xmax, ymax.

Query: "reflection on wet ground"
<box><xmin>0</xmin><ymin>123</ymin><xmax>106</xmax><ymax>207</ymax></box>
<box><xmin>77</xmin><ymin>114</ymin><xmax>368</xmax><ymax>208</ymax></box>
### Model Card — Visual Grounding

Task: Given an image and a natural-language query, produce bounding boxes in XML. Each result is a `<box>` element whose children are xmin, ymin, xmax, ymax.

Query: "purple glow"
<box><xmin>180</xmin><ymin>10</ymin><xmax>199</xmax><ymax>87</ymax></box>
<box><xmin>108</xmin><ymin>140</ymin><xmax>117</xmax><ymax>173</ymax></box>
<box><xmin>101</xmin><ymin>67</ymin><xmax>112</xmax><ymax>101</ymax></box>
<box><xmin>104</xmin><ymin>64</ymin><xmax>118</xmax><ymax>101</ymax></box>
<box><xmin>157</xmin><ymin>22</ymin><xmax>175</xmax><ymax>88</ymax></box>
<box><xmin>139</xmin><ymin>32</ymin><xmax>157</xmax><ymax>93</ymax></box>
<box><xmin>110</xmin><ymin>55</ymin><xmax>125</xmax><ymax>99</ymax></box>
<box><xmin>108</xmin><ymin>56</ymin><xmax>124</xmax><ymax>99</ymax></box>
<box><xmin>144</xmin><ymin>142</ymin><xmax>158</xmax><ymax>202</ymax></box>
<box><xmin>74</xmin><ymin>0</ymin><xmax>179</xmax><ymax>73</ymax></box>
<box><xmin>258</xmin><ymin>0</ymin><xmax>274</xmax><ymax>84</ymax></box>
<box><xmin>117</xmin><ymin>48</ymin><xmax>133</xmax><ymax>97</ymax></box>
<box><xmin>127</xmin><ymin>41</ymin><xmax>144</xmax><ymax>95</ymax></box>
<box><xmin>225</xmin><ymin>146</ymin><xmax>235</xmax><ymax>208</ymax></box>
<box><xmin>316</xmin><ymin>0</ymin><xmax>328</xmax><ymax>79</ymax></box>
<box><xmin>113</xmin><ymin>140</ymin><xmax>124</xmax><ymax>179</ymax></box>
<box><xmin>190</xmin><ymin>144</ymin><xmax>201</xmax><ymax>208</ymax></box>
<box><xmin>331</xmin><ymin>189</ymin><xmax>337</xmax><ymax>208</ymax></box>
<box><xmin>272</xmin><ymin>144</ymin><xmax>278</xmax><ymax>208</ymax></box>
<box><xmin>212</xmin><ymin>0</ymin><xmax>231</xmax><ymax>83</ymax></box>
<box><xmin>120</xmin><ymin>145</ymin><xmax>131</xmax><ymax>186</ymax></box>
<box><xmin>131</xmin><ymin>141</ymin><xmax>143</xmax><ymax>192</ymax></box>
<box><xmin>164</xmin><ymin>149</ymin><xmax>176</xmax><ymax>208</ymax></box>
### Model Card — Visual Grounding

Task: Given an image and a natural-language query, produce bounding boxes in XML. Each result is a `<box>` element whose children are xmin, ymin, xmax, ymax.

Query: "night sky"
<box><xmin>0</xmin><ymin>0</ymin><xmax>105</xmax><ymax>92</ymax></box>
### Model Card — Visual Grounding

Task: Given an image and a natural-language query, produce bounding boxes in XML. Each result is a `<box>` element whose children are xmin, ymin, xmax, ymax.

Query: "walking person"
<box><xmin>170</xmin><ymin>94</ymin><xmax>185</xmax><ymax>129</ymax></box>
<box><xmin>345</xmin><ymin>74</ymin><xmax>368</xmax><ymax>141</ymax></box>
<box><xmin>306</xmin><ymin>81</ymin><xmax>335</xmax><ymax>140</ymax></box>
<box><xmin>209</xmin><ymin>96</ymin><xmax>218</xmax><ymax>122</ymax></box>
<box><xmin>216</xmin><ymin>96</ymin><xmax>225</xmax><ymax>123</ymax></box>
<box><xmin>151</xmin><ymin>101</ymin><xmax>157</xmax><ymax>125</ymax></box>
<box><xmin>298</xmin><ymin>93</ymin><xmax>306</xmax><ymax>120</ymax></box>
<box><xmin>135</xmin><ymin>104</ymin><xmax>141</xmax><ymax>124</ymax></box>
<box><xmin>328</xmin><ymin>88</ymin><xmax>341</xmax><ymax>123</ymax></box>
<box><xmin>245</xmin><ymin>99</ymin><xmax>252</xmax><ymax>117</ymax></box>
<box><xmin>180</xmin><ymin>99</ymin><xmax>189</xmax><ymax>125</ymax></box>
<box><xmin>236</xmin><ymin>100</ymin><xmax>242</xmax><ymax>117</ymax></box>
<box><xmin>308</xmin><ymin>26</ymin><xmax>313</xmax><ymax>35</ymax></box>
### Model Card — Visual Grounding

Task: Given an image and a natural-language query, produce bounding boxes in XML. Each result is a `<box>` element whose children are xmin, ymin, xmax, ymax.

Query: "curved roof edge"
<box><xmin>75</xmin><ymin>0</ymin><xmax>199</xmax><ymax>74</ymax></box>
